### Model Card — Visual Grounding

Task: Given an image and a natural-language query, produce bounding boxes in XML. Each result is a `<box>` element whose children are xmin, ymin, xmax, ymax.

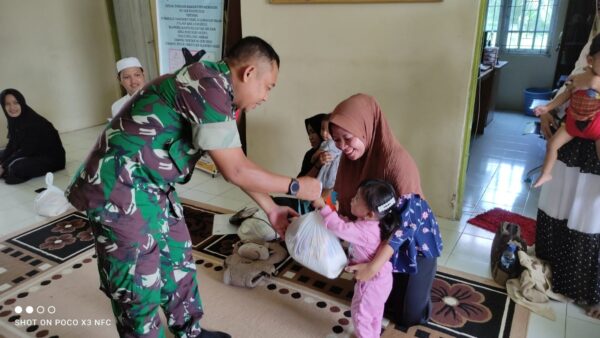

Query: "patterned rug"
<box><xmin>0</xmin><ymin>199</ymin><xmax>529</xmax><ymax>337</ymax></box>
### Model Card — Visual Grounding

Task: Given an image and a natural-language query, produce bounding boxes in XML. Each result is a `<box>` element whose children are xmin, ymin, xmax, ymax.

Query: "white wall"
<box><xmin>241</xmin><ymin>1</ymin><xmax>482</xmax><ymax>218</ymax></box>
<box><xmin>0</xmin><ymin>0</ymin><xmax>120</xmax><ymax>146</ymax></box>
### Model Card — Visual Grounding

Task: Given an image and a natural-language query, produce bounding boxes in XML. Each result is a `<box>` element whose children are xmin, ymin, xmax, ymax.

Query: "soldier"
<box><xmin>66</xmin><ymin>36</ymin><xmax>321</xmax><ymax>338</ymax></box>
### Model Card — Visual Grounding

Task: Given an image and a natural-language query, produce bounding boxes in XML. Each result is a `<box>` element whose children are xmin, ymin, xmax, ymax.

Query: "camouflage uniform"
<box><xmin>66</xmin><ymin>61</ymin><xmax>240</xmax><ymax>338</ymax></box>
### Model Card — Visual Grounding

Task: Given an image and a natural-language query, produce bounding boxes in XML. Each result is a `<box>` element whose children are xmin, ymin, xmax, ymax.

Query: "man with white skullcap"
<box><xmin>111</xmin><ymin>57</ymin><xmax>146</xmax><ymax>118</ymax></box>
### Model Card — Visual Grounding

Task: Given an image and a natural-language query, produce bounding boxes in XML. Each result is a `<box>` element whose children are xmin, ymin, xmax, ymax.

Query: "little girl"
<box><xmin>313</xmin><ymin>179</ymin><xmax>398</xmax><ymax>338</ymax></box>
<box><xmin>533</xmin><ymin>33</ymin><xmax>600</xmax><ymax>187</ymax></box>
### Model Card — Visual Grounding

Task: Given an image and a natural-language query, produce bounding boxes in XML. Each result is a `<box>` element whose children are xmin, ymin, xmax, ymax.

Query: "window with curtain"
<box><xmin>484</xmin><ymin>0</ymin><xmax>559</xmax><ymax>55</ymax></box>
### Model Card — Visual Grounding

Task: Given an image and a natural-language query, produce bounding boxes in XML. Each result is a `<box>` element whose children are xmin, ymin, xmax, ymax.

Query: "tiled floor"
<box><xmin>0</xmin><ymin>111</ymin><xmax>598</xmax><ymax>337</ymax></box>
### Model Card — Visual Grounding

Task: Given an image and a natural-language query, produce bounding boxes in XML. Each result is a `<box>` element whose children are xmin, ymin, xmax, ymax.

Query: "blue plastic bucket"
<box><xmin>523</xmin><ymin>88</ymin><xmax>553</xmax><ymax>116</ymax></box>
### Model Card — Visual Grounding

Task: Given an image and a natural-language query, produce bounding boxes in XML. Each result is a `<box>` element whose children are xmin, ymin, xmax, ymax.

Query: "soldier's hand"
<box><xmin>296</xmin><ymin>176</ymin><xmax>322</xmax><ymax>201</ymax></box>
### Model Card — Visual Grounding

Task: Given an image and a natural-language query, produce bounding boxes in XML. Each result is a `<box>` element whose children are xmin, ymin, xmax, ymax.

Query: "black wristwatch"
<box><xmin>288</xmin><ymin>178</ymin><xmax>300</xmax><ymax>196</ymax></box>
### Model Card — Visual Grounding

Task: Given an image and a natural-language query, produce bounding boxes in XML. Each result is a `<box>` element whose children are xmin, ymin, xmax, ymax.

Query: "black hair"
<box><xmin>590</xmin><ymin>33</ymin><xmax>600</xmax><ymax>57</ymax></box>
<box><xmin>305</xmin><ymin>113</ymin><xmax>327</xmax><ymax>141</ymax></box>
<box><xmin>358</xmin><ymin>179</ymin><xmax>399</xmax><ymax>241</ymax></box>
<box><xmin>225</xmin><ymin>36</ymin><xmax>280</xmax><ymax>68</ymax></box>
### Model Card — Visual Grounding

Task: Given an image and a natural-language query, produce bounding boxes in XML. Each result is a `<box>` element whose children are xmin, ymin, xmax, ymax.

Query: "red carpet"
<box><xmin>467</xmin><ymin>208</ymin><xmax>537</xmax><ymax>245</ymax></box>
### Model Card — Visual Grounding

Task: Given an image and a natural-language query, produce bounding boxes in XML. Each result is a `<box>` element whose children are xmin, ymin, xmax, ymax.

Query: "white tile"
<box><xmin>479</xmin><ymin>188</ymin><xmax>528</xmax><ymax>208</ymax></box>
<box><xmin>193</xmin><ymin>176</ymin><xmax>236</xmax><ymax>195</ymax></box>
<box><xmin>444</xmin><ymin>233</ymin><xmax>493</xmax><ymax>279</ymax></box>
<box><xmin>451</xmin><ymin>233</ymin><xmax>493</xmax><ymax>257</ymax></box>
<box><xmin>178</xmin><ymin>189</ymin><xmax>216</xmax><ymax>203</ymax></box>
<box><xmin>437</xmin><ymin>216</ymin><xmax>465</xmax><ymax>233</ymax></box>
<box><xmin>445</xmin><ymin>252</ymin><xmax>493</xmax><ymax>279</ymax></box>
<box><xmin>566</xmin><ymin>302</ymin><xmax>600</xmax><ymax>325</ymax></box>
<box><xmin>477</xmin><ymin>200</ymin><xmax>522</xmax><ymax>214</ymax></box>
<box><xmin>0</xmin><ymin>189</ymin><xmax>37</xmax><ymax>210</ymax></box>
<box><xmin>244</xmin><ymin>201</ymin><xmax>260</xmax><ymax>209</ymax></box>
<box><xmin>462</xmin><ymin>224</ymin><xmax>496</xmax><ymax>240</ymax></box>
<box><xmin>565</xmin><ymin>317</ymin><xmax>600</xmax><ymax>338</ymax></box>
<box><xmin>522</xmin><ymin>192</ymin><xmax>541</xmax><ymax>219</ymax></box>
<box><xmin>219</xmin><ymin>187</ymin><xmax>252</xmax><ymax>203</ymax></box>
<box><xmin>438</xmin><ymin>227</ymin><xmax>460</xmax><ymax>267</ymax></box>
<box><xmin>207</xmin><ymin>196</ymin><xmax>247</xmax><ymax>211</ymax></box>
<box><xmin>185</xmin><ymin>170</ymin><xmax>213</xmax><ymax>189</ymax></box>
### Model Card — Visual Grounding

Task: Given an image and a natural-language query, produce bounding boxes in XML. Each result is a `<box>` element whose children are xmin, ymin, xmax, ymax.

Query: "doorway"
<box><xmin>460</xmin><ymin>0</ymin><xmax>590</xmax><ymax>220</ymax></box>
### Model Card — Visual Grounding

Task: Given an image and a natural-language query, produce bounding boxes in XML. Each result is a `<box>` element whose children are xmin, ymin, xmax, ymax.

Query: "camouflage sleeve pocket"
<box><xmin>192</xmin><ymin>120</ymin><xmax>241</xmax><ymax>150</ymax></box>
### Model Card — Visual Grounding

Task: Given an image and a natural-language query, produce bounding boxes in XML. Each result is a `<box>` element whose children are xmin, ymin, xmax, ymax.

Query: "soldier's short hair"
<box><xmin>225</xmin><ymin>36</ymin><xmax>280</xmax><ymax>68</ymax></box>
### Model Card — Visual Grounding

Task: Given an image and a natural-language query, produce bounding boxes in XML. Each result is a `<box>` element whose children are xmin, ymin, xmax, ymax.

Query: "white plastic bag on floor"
<box><xmin>33</xmin><ymin>172</ymin><xmax>73</xmax><ymax>217</ymax></box>
<box><xmin>285</xmin><ymin>211</ymin><xmax>348</xmax><ymax>279</ymax></box>
<box><xmin>238</xmin><ymin>209</ymin><xmax>277</xmax><ymax>242</ymax></box>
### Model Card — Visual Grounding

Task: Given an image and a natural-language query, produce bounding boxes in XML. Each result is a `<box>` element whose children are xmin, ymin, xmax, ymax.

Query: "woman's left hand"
<box><xmin>345</xmin><ymin>262</ymin><xmax>377</xmax><ymax>281</ymax></box>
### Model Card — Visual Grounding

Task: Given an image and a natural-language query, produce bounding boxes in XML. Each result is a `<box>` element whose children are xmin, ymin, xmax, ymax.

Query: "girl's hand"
<box><xmin>311</xmin><ymin>150</ymin><xmax>324</xmax><ymax>165</ymax></box>
<box><xmin>345</xmin><ymin>262</ymin><xmax>377</xmax><ymax>281</ymax></box>
<box><xmin>316</xmin><ymin>151</ymin><xmax>333</xmax><ymax>168</ymax></box>
<box><xmin>533</xmin><ymin>105</ymin><xmax>549</xmax><ymax>117</ymax></box>
<box><xmin>539</xmin><ymin>112</ymin><xmax>558</xmax><ymax>140</ymax></box>
<box><xmin>312</xmin><ymin>197</ymin><xmax>326</xmax><ymax>210</ymax></box>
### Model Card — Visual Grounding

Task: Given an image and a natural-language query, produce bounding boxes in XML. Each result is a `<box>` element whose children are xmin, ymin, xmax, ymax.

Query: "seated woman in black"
<box><xmin>0</xmin><ymin>89</ymin><xmax>65</xmax><ymax>184</ymax></box>
<box><xmin>273</xmin><ymin>113</ymin><xmax>327</xmax><ymax>213</ymax></box>
<box><xmin>298</xmin><ymin>113</ymin><xmax>327</xmax><ymax>177</ymax></box>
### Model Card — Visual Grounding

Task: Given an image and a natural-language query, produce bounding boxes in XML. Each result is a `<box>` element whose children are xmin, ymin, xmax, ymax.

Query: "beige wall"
<box><xmin>0</xmin><ymin>0</ymin><xmax>119</xmax><ymax>146</ymax></box>
<box><xmin>242</xmin><ymin>1</ymin><xmax>481</xmax><ymax>218</ymax></box>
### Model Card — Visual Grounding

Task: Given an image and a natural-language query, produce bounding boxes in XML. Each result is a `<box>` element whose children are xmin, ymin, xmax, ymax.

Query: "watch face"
<box><xmin>290</xmin><ymin>179</ymin><xmax>300</xmax><ymax>195</ymax></box>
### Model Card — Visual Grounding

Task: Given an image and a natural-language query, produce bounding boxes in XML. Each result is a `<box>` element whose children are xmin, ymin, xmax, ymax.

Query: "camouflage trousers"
<box><xmin>87</xmin><ymin>191</ymin><xmax>203</xmax><ymax>338</ymax></box>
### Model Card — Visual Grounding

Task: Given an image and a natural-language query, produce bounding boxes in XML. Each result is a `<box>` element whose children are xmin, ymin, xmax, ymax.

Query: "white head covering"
<box><xmin>116</xmin><ymin>57</ymin><xmax>143</xmax><ymax>73</ymax></box>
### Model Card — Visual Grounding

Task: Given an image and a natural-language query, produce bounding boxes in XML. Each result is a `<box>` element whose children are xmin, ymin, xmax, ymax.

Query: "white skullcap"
<box><xmin>116</xmin><ymin>57</ymin><xmax>143</xmax><ymax>73</ymax></box>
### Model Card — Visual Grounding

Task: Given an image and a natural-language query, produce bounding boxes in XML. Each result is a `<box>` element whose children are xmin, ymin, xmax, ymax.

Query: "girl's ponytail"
<box><xmin>379</xmin><ymin>204</ymin><xmax>401</xmax><ymax>241</ymax></box>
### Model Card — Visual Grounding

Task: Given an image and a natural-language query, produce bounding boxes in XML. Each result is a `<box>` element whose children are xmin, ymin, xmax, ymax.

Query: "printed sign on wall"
<box><xmin>156</xmin><ymin>0</ymin><xmax>224</xmax><ymax>74</ymax></box>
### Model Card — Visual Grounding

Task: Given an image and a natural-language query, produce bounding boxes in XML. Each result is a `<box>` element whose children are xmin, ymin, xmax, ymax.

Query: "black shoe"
<box><xmin>199</xmin><ymin>328</ymin><xmax>231</xmax><ymax>338</ymax></box>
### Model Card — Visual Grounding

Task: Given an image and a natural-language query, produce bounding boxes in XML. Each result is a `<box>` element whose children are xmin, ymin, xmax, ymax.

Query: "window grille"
<box><xmin>484</xmin><ymin>0</ymin><xmax>559</xmax><ymax>55</ymax></box>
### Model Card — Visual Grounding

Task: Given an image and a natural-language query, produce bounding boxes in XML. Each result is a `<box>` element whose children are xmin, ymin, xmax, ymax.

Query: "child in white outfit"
<box><xmin>313</xmin><ymin>179</ymin><xmax>398</xmax><ymax>338</ymax></box>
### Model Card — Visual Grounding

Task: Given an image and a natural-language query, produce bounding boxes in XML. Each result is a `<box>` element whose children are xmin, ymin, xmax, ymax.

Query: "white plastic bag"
<box><xmin>33</xmin><ymin>172</ymin><xmax>73</xmax><ymax>217</ymax></box>
<box><xmin>285</xmin><ymin>211</ymin><xmax>348</xmax><ymax>279</ymax></box>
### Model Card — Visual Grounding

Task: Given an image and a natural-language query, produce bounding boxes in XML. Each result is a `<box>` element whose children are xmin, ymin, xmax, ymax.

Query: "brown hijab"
<box><xmin>330</xmin><ymin>93</ymin><xmax>423</xmax><ymax>217</ymax></box>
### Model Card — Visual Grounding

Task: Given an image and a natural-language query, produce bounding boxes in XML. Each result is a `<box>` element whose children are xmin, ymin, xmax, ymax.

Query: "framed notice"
<box><xmin>155</xmin><ymin>0</ymin><xmax>225</xmax><ymax>74</ymax></box>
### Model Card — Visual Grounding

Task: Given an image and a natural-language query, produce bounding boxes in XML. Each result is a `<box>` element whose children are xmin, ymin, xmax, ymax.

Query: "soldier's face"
<box><xmin>234</xmin><ymin>60</ymin><xmax>278</xmax><ymax>112</ymax></box>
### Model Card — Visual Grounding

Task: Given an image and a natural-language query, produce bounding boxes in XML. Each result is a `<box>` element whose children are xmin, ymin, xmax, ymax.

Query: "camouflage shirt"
<box><xmin>66</xmin><ymin>60</ymin><xmax>240</xmax><ymax>213</ymax></box>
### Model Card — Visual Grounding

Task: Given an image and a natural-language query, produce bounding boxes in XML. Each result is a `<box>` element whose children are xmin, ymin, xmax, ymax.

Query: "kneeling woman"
<box><xmin>0</xmin><ymin>89</ymin><xmax>65</xmax><ymax>184</ymax></box>
<box><xmin>329</xmin><ymin>93</ymin><xmax>443</xmax><ymax>328</ymax></box>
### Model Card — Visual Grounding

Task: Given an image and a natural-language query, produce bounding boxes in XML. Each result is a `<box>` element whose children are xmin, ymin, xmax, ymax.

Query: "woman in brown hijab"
<box><xmin>329</xmin><ymin>93</ymin><xmax>443</xmax><ymax>328</ymax></box>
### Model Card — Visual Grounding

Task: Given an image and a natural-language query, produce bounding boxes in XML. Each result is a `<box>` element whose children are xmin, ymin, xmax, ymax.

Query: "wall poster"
<box><xmin>155</xmin><ymin>0</ymin><xmax>225</xmax><ymax>74</ymax></box>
